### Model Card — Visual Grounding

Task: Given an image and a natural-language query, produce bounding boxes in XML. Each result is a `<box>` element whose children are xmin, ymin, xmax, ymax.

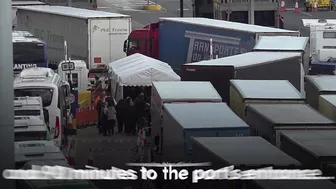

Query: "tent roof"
<box><xmin>108</xmin><ymin>53</ymin><xmax>180</xmax><ymax>86</ymax></box>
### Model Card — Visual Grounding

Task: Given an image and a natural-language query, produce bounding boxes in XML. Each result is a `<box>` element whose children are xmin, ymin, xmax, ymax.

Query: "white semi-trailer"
<box><xmin>16</xmin><ymin>5</ymin><xmax>131</xmax><ymax>78</ymax></box>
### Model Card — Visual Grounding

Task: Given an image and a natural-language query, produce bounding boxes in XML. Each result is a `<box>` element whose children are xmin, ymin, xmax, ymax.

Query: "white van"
<box><xmin>14</xmin><ymin>116</ymin><xmax>51</xmax><ymax>142</ymax></box>
<box><xmin>58</xmin><ymin>60</ymin><xmax>89</xmax><ymax>91</ymax></box>
<box><xmin>14</xmin><ymin>140</ymin><xmax>66</xmax><ymax>169</ymax></box>
<box><xmin>18</xmin><ymin>160</ymin><xmax>99</xmax><ymax>189</ymax></box>
<box><xmin>14</xmin><ymin>68</ymin><xmax>70</xmax><ymax>148</ymax></box>
<box><xmin>14</xmin><ymin>96</ymin><xmax>48</xmax><ymax>128</ymax></box>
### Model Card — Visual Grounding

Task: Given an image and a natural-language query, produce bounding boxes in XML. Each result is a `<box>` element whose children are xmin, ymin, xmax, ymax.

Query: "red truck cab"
<box><xmin>123</xmin><ymin>22</ymin><xmax>160</xmax><ymax>59</ymax></box>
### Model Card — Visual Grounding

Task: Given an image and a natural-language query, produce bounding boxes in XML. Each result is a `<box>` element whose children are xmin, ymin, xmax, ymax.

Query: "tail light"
<box><xmin>54</xmin><ymin>116</ymin><xmax>60</xmax><ymax>139</ymax></box>
<box><xmin>94</xmin><ymin>57</ymin><xmax>101</xmax><ymax>63</ymax></box>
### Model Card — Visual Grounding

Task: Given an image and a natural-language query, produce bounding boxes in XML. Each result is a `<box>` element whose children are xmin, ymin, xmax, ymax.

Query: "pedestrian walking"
<box><xmin>101</xmin><ymin>102</ymin><xmax>108</xmax><ymax>136</ymax></box>
<box><xmin>125</xmin><ymin>97</ymin><xmax>137</xmax><ymax>135</ymax></box>
<box><xmin>116</xmin><ymin>98</ymin><xmax>126</xmax><ymax>133</ymax></box>
<box><xmin>95</xmin><ymin>93</ymin><xmax>105</xmax><ymax>134</ymax></box>
<box><xmin>107</xmin><ymin>100</ymin><xmax>117</xmax><ymax>135</ymax></box>
<box><xmin>135</xmin><ymin>93</ymin><xmax>146</xmax><ymax>130</ymax></box>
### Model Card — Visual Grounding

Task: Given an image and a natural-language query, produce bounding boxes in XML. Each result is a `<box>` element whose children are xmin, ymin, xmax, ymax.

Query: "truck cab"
<box><xmin>123</xmin><ymin>22</ymin><xmax>159</xmax><ymax>59</ymax></box>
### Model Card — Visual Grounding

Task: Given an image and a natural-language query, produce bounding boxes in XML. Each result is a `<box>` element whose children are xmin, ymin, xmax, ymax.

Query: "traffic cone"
<box><xmin>87</xmin><ymin>148</ymin><xmax>93</xmax><ymax>166</ymax></box>
<box><xmin>280</xmin><ymin>0</ymin><xmax>286</xmax><ymax>12</ymax></box>
<box><xmin>312</xmin><ymin>1</ymin><xmax>318</xmax><ymax>12</ymax></box>
<box><xmin>294</xmin><ymin>0</ymin><xmax>300</xmax><ymax>12</ymax></box>
<box><xmin>66</xmin><ymin>143</ymin><xmax>75</xmax><ymax>165</ymax></box>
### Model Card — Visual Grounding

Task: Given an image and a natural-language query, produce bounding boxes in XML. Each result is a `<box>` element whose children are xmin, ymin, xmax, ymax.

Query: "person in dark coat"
<box><xmin>101</xmin><ymin>102</ymin><xmax>109</xmax><ymax>136</ymax></box>
<box><xmin>134</xmin><ymin>93</ymin><xmax>146</xmax><ymax>130</ymax></box>
<box><xmin>116</xmin><ymin>98</ymin><xmax>126</xmax><ymax>133</ymax></box>
<box><xmin>96</xmin><ymin>94</ymin><xmax>105</xmax><ymax>134</ymax></box>
<box><xmin>125</xmin><ymin>97</ymin><xmax>137</xmax><ymax>135</ymax></box>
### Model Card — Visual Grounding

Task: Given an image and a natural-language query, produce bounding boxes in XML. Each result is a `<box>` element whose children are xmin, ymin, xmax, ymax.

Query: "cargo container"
<box><xmin>253</xmin><ymin>36</ymin><xmax>309</xmax><ymax>53</ymax></box>
<box><xmin>181</xmin><ymin>52</ymin><xmax>302</xmax><ymax>102</ymax></box>
<box><xmin>319</xmin><ymin>95</ymin><xmax>336</xmax><ymax>121</ymax></box>
<box><xmin>251</xmin><ymin>180</ymin><xmax>336</xmax><ymax>189</ymax></box>
<box><xmin>151</xmin><ymin>81</ymin><xmax>222</xmax><ymax>153</ymax></box>
<box><xmin>16</xmin><ymin>5</ymin><xmax>131</xmax><ymax>76</ymax></box>
<box><xmin>161</xmin><ymin>103</ymin><xmax>249</xmax><ymax>162</ymax></box>
<box><xmin>124</xmin><ymin>18</ymin><xmax>300</xmax><ymax>73</ymax></box>
<box><xmin>12</xmin><ymin>1</ymin><xmax>47</xmax><ymax>30</ymax></box>
<box><xmin>230</xmin><ymin>80</ymin><xmax>305</xmax><ymax>120</ymax></box>
<box><xmin>190</xmin><ymin>136</ymin><xmax>301</xmax><ymax>189</ymax></box>
<box><xmin>253</xmin><ymin>36</ymin><xmax>309</xmax><ymax>70</ymax></box>
<box><xmin>280</xmin><ymin>130</ymin><xmax>336</xmax><ymax>171</ymax></box>
<box><xmin>245</xmin><ymin>104</ymin><xmax>336</xmax><ymax>147</ymax></box>
<box><xmin>305</xmin><ymin>75</ymin><xmax>336</xmax><ymax>110</ymax></box>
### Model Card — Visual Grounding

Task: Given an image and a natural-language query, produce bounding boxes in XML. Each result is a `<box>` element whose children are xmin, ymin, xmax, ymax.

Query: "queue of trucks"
<box><xmin>8</xmin><ymin>3</ymin><xmax>336</xmax><ymax>189</ymax></box>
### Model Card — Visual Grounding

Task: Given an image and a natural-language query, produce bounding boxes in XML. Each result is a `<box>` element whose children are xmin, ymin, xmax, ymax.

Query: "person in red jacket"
<box><xmin>279</xmin><ymin>16</ymin><xmax>284</xmax><ymax>29</ymax></box>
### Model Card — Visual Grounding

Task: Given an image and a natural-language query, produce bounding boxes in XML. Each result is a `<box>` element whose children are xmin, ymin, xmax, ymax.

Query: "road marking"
<box><xmin>300</xmin><ymin>11</ymin><xmax>312</xmax><ymax>16</ymax></box>
<box><xmin>177</xmin><ymin>8</ymin><xmax>189</xmax><ymax>10</ymax></box>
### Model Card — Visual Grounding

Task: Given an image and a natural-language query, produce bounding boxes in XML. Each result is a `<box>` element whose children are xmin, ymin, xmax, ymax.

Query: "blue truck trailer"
<box><xmin>160</xmin><ymin>102</ymin><xmax>250</xmax><ymax>163</ymax></box>
<box><xmin>124</xmin><ymin>17</ymin><xmax>300</xmax><ymax>74</ymax></box>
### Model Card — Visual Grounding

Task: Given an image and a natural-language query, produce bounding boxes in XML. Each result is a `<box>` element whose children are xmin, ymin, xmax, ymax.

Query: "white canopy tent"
<box><xmin>108</xmin><ymin>53</ymin><xmax>180</xmax><ymax>101</ymax></box>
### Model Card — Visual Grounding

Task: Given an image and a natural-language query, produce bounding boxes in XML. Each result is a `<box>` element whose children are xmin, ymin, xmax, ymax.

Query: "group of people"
<box><xmin>96</xmin><ymin>93</ymin><xmax>117</xmax><ymax>136</ymax></box>
<box><xmin>95</xmin><ymin>91</ymin><xmax>150</xmax><ymax>136</ymax></box>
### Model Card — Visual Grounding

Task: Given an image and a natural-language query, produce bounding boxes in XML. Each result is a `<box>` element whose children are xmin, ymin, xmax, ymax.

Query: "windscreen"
<box><xmin>15</xmin><ymin>131</ymin><xmax>47</xmax><ymax>142</ymax></box>
<box><xmin>13</xmin><ymin>42</ymin><xmax>46</xmax><ymax>71</ymax></box>
<box><xmin>14</xmin><ymin>88</ymin><xmax>53</xmax><ymax>107</ymax></box>
<box><xmin>15</xmin><ymin>110</ymin><xmax>41</xmax><ymax>116</ymax></box>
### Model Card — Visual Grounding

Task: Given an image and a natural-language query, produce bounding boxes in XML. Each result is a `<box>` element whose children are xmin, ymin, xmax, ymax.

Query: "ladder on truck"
<box><xmin>310</xmin><ymin>25</ymin><xmax>317</xmax><ymax>59</ymax></box>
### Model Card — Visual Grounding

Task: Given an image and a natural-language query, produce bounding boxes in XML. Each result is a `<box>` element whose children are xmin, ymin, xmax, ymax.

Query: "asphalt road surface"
<box><xmin>67</xmin><ymin>126</ymin><xmax>142</xmax><ymax>189</ymax></box>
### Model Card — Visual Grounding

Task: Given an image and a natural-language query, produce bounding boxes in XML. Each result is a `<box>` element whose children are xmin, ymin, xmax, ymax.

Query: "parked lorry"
<box><xmin>190</xmin><ymin>136</ymin><xmax>301</xmax><ymax>189</ymax></box>
<box><xmin>253</xmin><ymin>36</ymin><xmax>308</xmax><ymax>70</ymax></box>
<box><xmin>245</xmin><ymin>103</ymin><xmax>336</xmax><ymax>147</ymax></box>
<box><xmin>230</xmin><ymin>80</ymin><xmax>305</xmax><ymax>120</ymax></box>
<box><xmin>12</xmin><ymin>1</ymin><xmax>47</xmax><ymax>30</ymax></box>
<box><xmin>16</xmin><ymin>5</ymin><xmax>131</xmax><ymax>79</ymax></box>
<box><xmin>124</xmin><ymin>17</ymin><xmax>300</xmax><ymax>73</ymax></box>
<box><xmin>305</xmin><ymin>75</ymin><xmax>336</xmax><ymax>110</ymax></box>
<box><xmin>181</xmin><ymin>52</ymin><xmax>302</xmax><ymax>103</ymax></box>
<box><xmin>304</xmin><ymin>0</ymin><xmax>334</xmax><ymax>11</ymax></box>
<box><xmin>203</xmin><ymin>0</ymin><xmax>279</xmax><ymax>27</ymax></box>
<box><xmin>319</xmin><ymin>95</ymin><xmax>336</xmax><ymax>121</ymax></box>
<box><xmin>160</xmin><ymin>102</ymin><xmax>250</xmax><ymax>162</ymax></box>
<box><xmin>151</xmin><ymin>81</ymin><xmax>222</xmax><ymax>154</ymax></box>
<box><xmin>280</xmin><ymin>130</ymin><xmax>336</xmax><ymax>171</ymax></box>
<box><xmin>302</xmin><ymin>19</ymin><xmax>336</xmax><ymax>75</ymax></box>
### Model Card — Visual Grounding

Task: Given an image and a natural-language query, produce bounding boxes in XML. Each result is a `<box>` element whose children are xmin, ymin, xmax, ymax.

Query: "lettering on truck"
<box><xmin>13</xmin><ymin>64</ymin><xmax>37</xmax><ymax>70</ymax></box>
<box><xmin>184</xmin><ymin>30</ymin><xmax>255</xmax><ymax>62</ymax></box>
<box><xmin>92</xmin><ymin>25</ymin><xmax>129</xmax><ymax>35</ymax></box>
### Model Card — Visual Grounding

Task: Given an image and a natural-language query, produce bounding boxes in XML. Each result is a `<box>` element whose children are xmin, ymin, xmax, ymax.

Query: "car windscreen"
<box><xmin>15</xmin><ymin>110</ymin><xmax>41</xmax><ymax>116</ymax></box>
<box><xmin>14</xmin><ymin>88</ymin><xmax>53</xmax><ymax>107</ymax></box>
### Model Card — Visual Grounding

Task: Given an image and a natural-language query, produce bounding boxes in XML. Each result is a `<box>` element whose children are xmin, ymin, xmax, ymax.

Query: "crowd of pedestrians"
<box><xmin>95</xmin><ymin>90</ymin><xmax>150</xmax><ymax>136</ymax></box>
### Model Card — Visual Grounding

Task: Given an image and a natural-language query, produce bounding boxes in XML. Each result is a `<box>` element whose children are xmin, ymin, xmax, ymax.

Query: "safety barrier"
<box><xmin>75</xmin><ymin>106</ymin><xmax>98</xmax><ymax>129</ymax></box>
